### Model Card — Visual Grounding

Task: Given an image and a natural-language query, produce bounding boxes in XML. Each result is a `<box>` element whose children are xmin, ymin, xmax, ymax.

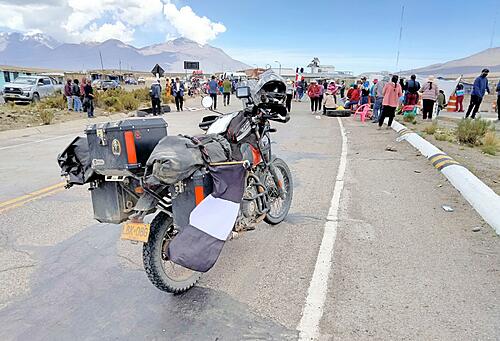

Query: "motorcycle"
<box><xmin>59</xmin><ymin>72</ymin><xmax>293</xmax><ymax>294</ymax></box>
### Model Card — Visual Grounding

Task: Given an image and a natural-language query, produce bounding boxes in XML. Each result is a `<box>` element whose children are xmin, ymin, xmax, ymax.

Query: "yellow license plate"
<box><xmin>121</xmin><ymin>222</ymin><xmax>150</xmax><ymax>243</ymax></box>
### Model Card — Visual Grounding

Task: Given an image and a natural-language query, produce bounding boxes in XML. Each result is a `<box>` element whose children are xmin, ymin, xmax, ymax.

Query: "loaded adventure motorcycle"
<box><xmin>58</xmin><ymin>70</ymin><xmax>293</xmax><ymax>293</ymax></box>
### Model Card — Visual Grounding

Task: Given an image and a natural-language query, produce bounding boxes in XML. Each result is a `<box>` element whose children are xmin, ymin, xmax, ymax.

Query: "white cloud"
<box><xmin>163</xmin><ymin>3</ymin><xmax>226</xmax><ymax>45</ymax></box>
<box><xmin>80</xmin><ymin>21</ymin><xmax>134</xmax><ymax>43</ymax></box>
<box><xmin>0</xmin><ymin>0</ymin><xmax>227</xmax><ymax>46</ymax></box>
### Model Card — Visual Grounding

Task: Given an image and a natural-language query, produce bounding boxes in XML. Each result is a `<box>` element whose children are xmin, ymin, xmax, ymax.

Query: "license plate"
<box><xmin>121</xmin><ymin>222</ymin><xmax>150</xmax><ymax>243</ymax></box>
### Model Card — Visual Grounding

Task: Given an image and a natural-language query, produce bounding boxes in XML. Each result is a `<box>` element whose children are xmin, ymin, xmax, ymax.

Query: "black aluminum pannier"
<box><xmin>85</xmin><ymin>117</ymin><xmax>168</xmax><ymax>176</ymax></box>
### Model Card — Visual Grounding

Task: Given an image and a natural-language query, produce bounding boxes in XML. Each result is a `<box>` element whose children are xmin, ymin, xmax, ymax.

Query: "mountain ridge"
<box><xmin>0</xmin><ymin>32</ymin><xmax>250</xmax><ymax>73</ymax></box>
<box><xmin>402</xmin><ymin>47</ymin><xmax>500</xmax><ymax>77</ymax></box>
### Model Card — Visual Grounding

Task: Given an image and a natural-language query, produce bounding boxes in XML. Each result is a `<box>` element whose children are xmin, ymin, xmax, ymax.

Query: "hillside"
<box><xmin>0</xmin><ymin>32</ymin><xmax>249</xmax><ymax>73</ymax></box>
<box><xmin>403</xmin><ymin>47</ymin><xmax>500</xmax><ymax>77</ymax></box>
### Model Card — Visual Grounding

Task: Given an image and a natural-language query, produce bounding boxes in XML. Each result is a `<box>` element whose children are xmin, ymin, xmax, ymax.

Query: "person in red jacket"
<box><xmin>344</xmin><ymin>84</ymin><xmax>360</xmax><ymax>109</ymax></box>
<box><xmin>307</xmin><ymin>80</ymin><xmax>321</xmax><ymax>114</ymax></box>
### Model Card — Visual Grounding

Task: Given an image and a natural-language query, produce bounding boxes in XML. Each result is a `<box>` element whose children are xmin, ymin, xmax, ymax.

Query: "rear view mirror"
<box><xmin>201</xmin><ymin>96</ymin><xmax>213</xmax><ymax>109</ymax></box>
<box><xmin>236</xmin><ymin>86</ymin><xmax>251</xmax><ymax>99</ymax></box>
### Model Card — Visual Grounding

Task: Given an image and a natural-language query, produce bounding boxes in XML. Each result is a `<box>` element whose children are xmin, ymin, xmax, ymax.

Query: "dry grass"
<box><xmin>481</xmin><ymin>131</ymin><xmax>500</xmax><ymax>155</ymax></box>
<box><xmin>423</xmin><ymin>122</ymin><xmax>438</xmax><ymax>135</ymax></box>
<box><xmin>455</xmin><ymin>118</ymin><xmax>492</xmax><ymax>145</ymax></box>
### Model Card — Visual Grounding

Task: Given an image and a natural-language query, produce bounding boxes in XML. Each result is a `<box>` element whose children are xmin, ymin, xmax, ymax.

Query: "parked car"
<box><xmin>3</xmin><ymin>75</ymin><xmax>63</xmax><ymax>103</ymax></box>
<box><xmin>92</xmin><ymin>79</ymin><xmax>103</xmax><ymax>89</ymax></box>
<box><xmin>125</xmin><ymin>78</ymin><xmax>138</xmax><ymax>85</ymax></box>
<box><xmin>101</xmin><ymin>80</ymin><xmax>120</xmax><ymax>91</ymax></box>
<box><xmin>137</xmin><ymin>77</ymin><xmax>146</xmax><ymax>85</ymax></box>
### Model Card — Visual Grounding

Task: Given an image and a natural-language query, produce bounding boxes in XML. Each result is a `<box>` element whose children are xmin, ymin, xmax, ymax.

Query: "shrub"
<box><xmin>423</xmin><ymin>122</ymin><xmax>438</xmax><ymax>135</ymax></box>
<box><xmin>455</xmin><ymin>118</ymin><xmax>492</xmax><ymax>145</ymax></box>
<box><xmin>102</xmin><ymin>96</ymin><xmax>124</xmax><ymax>112</ymax></box>
<box><xmin>39</xmin><ymin>110</ymin><xmax>55</xmax><ymax>125</ymax></box>
<box><xmin>120</xmin><ymin>93</ymin><xmax>140</xmax><ymax>111</ymax></box>
<box><xmin>131</xmin><ymin>87</ymin><xmax>151</xmax><ymax>102</ymax></box>
<box><xmin>162</xmin><ymin>93</ymin><xmax>174</xmax><ymax>104</ymax></box>
<box><xmin>38</xmin><ymin>94</ymin><xmax>66</xmax><ymax>110</ymax></box>
<box><xmin>481</xmin><ymin>131</ymin><xmax>499</xmax><ymax>155</ymax></box>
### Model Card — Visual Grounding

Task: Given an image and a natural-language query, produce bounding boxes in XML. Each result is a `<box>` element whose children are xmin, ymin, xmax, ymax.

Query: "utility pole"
<box><xmin>395</xmin><ymin>5</ymin><xmax>405</xmax><ymax>73</ymax></box>
<box><xmin>119</xmin><ymin>59</ymin><xmax>122</xmax><ymax>73</ymax></box>
<box><xmin>99</xmin><ymin>50</ymin><xmax>104</xmax><ymax>71</ymax></box>
<box><xmin>274</xmin><ymin>60</ymin><xmax>281</xmax><ymax>75</ymax></box>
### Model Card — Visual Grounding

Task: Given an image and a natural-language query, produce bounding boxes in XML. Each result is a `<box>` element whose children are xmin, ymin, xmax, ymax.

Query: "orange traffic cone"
<box><xmin>447</xmin><ymin>94</ymin><xmax>457</xmax><ymax>112</ymax></box>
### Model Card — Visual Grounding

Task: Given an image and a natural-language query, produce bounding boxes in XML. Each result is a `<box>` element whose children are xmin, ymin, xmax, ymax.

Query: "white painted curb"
<box><xmin>388</xmin><ymin>120</ymin><xmax>500</xmax><ymax>235</ymax></box>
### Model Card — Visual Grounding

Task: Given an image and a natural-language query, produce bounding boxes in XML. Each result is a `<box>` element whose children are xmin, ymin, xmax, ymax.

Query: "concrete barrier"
<box><xmin>390</xmin><ymin>120</ymin><xmax>500</xmax><ymax>234</ymax></box>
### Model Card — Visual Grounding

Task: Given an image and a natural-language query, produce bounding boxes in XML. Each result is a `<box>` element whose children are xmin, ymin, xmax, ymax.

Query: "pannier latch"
<box><xmin>96</xmin><ymin>128</ymin><xmax>107</xmax><ymax>146</ymax></box>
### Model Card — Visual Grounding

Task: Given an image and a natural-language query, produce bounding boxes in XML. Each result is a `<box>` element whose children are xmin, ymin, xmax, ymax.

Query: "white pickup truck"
<box><xmin>3</xmin><ymin>75</ymin><xmax>63</xmax><ymax>103</ymax></box>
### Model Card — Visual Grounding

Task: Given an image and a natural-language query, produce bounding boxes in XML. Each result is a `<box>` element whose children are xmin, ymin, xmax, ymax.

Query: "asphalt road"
<box><xmin>0</xmin><ymin>97</ymin><xmax>498</xmax><ymax>340</ymax></box>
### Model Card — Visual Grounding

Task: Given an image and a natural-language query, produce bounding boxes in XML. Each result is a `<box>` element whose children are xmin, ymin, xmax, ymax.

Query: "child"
<box><xmin>436</xmin><ymin>90</ymin><xmax>447</xmax><ymax>116</ymax></box>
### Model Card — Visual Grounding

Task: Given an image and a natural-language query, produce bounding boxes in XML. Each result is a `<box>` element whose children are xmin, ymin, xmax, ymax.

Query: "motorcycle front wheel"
<box><xmin>264</xmin><ymin>158</ymin><xmax>294</xmax><ymax>225</ymax></box>
<box><xmin>143</xmin><ymin>212</ymin><xmax>201</xmax><ymax>293</ymax></box>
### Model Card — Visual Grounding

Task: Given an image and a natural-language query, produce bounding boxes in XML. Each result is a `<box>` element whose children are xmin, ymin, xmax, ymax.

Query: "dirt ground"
<box><xmin>399</xmin><ymin>116</ymin><xmax>500</xmax><ymax>194</ymax></box>
<box><xmin>0</xmin><ymin>105</ymin><xmax>115</xmax><ymax>132</ymax></box>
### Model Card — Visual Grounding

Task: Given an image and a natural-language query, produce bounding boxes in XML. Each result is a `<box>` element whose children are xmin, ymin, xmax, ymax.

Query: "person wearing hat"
<box><xmin>307</xmin><ymin>80</ymin><xmax>321</xmax><ymax>114</ymax></box>
<box><xmin>465</xmin><ymin>68</ymin><xmax>490</xmax><ymax>119</ymax></box>
<box><xmin>150</xmin><ymin>79</ymin><xmax>162</xmax><ymax>115</ymax></box>
<box><xmin>322</xmin><ymin>90</ymin><xmax>338</xmax><ymax>115</ymax></box>
<box><xmin>419</xmin><ymin>75</ymin><xmax>439</xmax><ymax>120</ymax></box>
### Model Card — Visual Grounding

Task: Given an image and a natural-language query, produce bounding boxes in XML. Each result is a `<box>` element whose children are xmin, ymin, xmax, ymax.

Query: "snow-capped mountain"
<box><xmin>0</xmin><ymin>32</ymin><xmax>250</xmax><ymax>73</ymax></box>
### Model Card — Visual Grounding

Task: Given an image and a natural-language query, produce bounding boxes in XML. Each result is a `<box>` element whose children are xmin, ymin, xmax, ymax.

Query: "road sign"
<box><xmin>151</xmin><ymin>64</ymin><xmax>165</xmax><ymax>77</ymax></box>
<box><xmin>184</xmin><ymin>61</ymin><xmax>199</xmax><ymax>70</ymax></box>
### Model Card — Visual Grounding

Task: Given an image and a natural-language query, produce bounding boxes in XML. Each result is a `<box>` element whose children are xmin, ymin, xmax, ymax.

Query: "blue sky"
<box><xmin>0</xmin><ymin>0</ymin><xmax>498</xmax><ymax>74</ymax></box>
<box><xmin>178</xmin><ymin>0</ymin><xmax>500</xmax><ymax>73</ymax></box>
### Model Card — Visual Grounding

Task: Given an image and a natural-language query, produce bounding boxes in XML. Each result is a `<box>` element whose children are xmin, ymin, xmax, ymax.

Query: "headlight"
<box><xmin>23</xmin><ymin>87</ymin><xmax>32</xmax><ymax>91</ymax></box>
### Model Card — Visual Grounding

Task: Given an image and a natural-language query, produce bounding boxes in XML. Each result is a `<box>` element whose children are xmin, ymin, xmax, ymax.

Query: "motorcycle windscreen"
<box><xmin>167</xmin><ymin>163</ymin><xmax>246</xmax><ymax>272</ymax></box>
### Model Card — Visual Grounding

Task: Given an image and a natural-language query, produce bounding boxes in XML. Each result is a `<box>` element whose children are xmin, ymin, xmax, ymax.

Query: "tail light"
<box><xmin>194</xmin><ymin>186</ymin><xmax>204</xmax><ymax>206</ymax></box>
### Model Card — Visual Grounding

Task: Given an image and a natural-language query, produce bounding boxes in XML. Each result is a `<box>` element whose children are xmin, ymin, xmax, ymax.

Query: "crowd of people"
<box><xmin>63</xmin><ymin>78</ymin><xmax>94</xmax><ymax>118</ymax></box>
<box><xmin>297</xmin><ymin>67</ymin><xmax>500</xmax><ymax>127</ymax></box>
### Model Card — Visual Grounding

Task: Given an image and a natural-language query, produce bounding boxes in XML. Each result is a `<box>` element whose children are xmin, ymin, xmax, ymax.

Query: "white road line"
<box><xmin>297</xmin><ymin>117</ymin><xmax>348</xmax><ymax>340</ymax></box>
<box><xmin>0</xmin><ymin>133</ymin><xmax>76</xmax><ymax>151</ymax></box>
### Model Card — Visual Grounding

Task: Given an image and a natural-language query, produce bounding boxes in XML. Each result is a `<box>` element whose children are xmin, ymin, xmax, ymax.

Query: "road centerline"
<box><xmin>297</xmin><ymin>117</ymin><xmax>348</xmax><ymax>340</ymax></box>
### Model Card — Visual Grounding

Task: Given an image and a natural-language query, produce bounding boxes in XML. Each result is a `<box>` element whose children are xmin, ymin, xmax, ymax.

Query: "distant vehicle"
<box><xmin>137</xmin><ymin>77</ymin><xmax>146</xmax><ymax>85</ymax></box>
<box><xmin>92</xmin><ymin>79</ymin><xmax>102</xmax><ymax>89</ymax></box>
<box><xmin>101</xmin><ymin>80</ymin><xmax>120</xmax><ymax>91</ymax></box>
<box><xmin>3</xmin><ymin>75</ymin><xmax>63</xmax><ymax>103</ymax></box>
<box><xmin>125</xmin><ymin>78</ymin><xmax>138</xmax><ymax>85</ymax></box>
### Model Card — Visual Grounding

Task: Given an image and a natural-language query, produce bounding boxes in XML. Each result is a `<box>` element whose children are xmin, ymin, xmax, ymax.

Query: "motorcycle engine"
<box><xmin>235</xmin><ymin>170</ymin><xmax>266</xmax><ymax>231</ymax></box>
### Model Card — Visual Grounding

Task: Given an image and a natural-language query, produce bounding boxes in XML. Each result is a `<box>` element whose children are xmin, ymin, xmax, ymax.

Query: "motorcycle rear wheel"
<box><xmin>264</xmin><ymin>158</ymin><xmax>293</xmax><ymax>225</ymax></box>
<box><xmin>143</xmin><ymin>212</ymin><xmax>201</xmax><ymax>293</ymax></box>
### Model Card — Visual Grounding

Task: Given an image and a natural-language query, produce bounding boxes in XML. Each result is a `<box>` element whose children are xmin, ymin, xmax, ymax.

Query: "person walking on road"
<box><xmin>372</xmin><ymin>76</ymin><xmax>388</xmax><ymax>123</ymax></box>
<box><xmin>150</xmin><ymin>80</ymin><xmax>162</xmax><ymax>115</ymax></box>
<box><xmin>172</xmin><ymin>77</ymin><xmax>185</xmax><ymax>112</ymax></box>
<box><xmin>72</xmin><ymin>79</ymin><xmax>82</xmax><ymax>112</ymax></box>
<box><xmin>378</xmin><ymin>75</ymin><xmax>402</xmax><ymax>129</ymax></box>
<box><xmin>454</xmin><ymin>83</ymin><xmax>465</xmax><ymax>112</ymax></box>
<box><xmin>307</xmin><ymin>80</ymin><xmax>321</xmax><ymax>114</ymax></box>
<box><xmin>208</xmin><ymin>75</ymin><xmax>219</xmax><ymax>110</ymax></box>
<box><xmin>285</xmin><ymin>80</ymin><xmax>293</xmax><ymax>112</ymax></box>
<box><xmin>496</xmin><ymin>79</ymin><xmax>500</xmax><ymax>120</ymax></box>
<box><xmin>436</xmin><ymin>89</ymin><xmax>447</xmax><ymax>116</ymax></box>
<box><xmin>405</xmin><ymin>74</ymin><xmax>420</xmax><ymax>105</ymax></box>
<box><xmin>318</xmin><ymin>80</ymin><xmax>325</xmax><ymax>111</ymax></box>
<box><xmin>222</xmin><ymin>78</ymin><xmax>231</xmax><ymax>106</ymax></box>
<box><xmin>83</xmin><ymin>80</ymin><xmax>95</xmax><ymax>118</ymax></box>
<box><xmin>64</xmin><ymin>79</ymin><xmax>73</xmax><ymax>111</ymax></box>
<box><xmin>419</xmin><ymin>75</ymin><xmax>439</xmax><ymax>120</ymax></box>
<box><xmin>465</xmin><ymin>68</ymin><xmax>490</xmax><ymax>119</ymax></box>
